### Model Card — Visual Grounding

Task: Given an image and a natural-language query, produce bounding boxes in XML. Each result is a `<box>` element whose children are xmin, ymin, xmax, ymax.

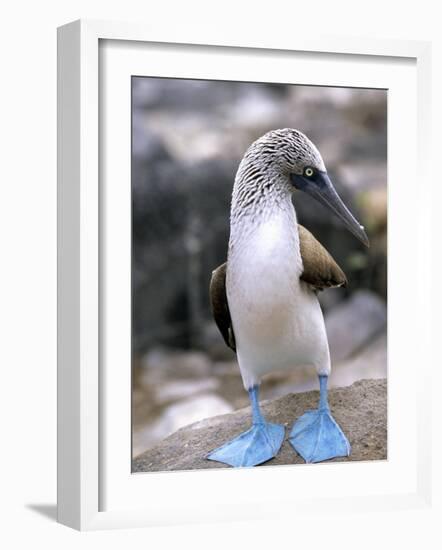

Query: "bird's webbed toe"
<box><xmin>289</xmin><ymin>409</ymin><xmax>350</xmax><ymax>463</ymax></box>
<box><xmin>207</xmin><ymin>422</ymin><xmax>285</xmax><ymax>468</ymax></box>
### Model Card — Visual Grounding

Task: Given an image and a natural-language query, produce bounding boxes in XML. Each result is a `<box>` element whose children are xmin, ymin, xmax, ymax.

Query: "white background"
<box><xmin>0</xmin><ymin>1</ymin><xmax>441</xmax><ymax>548</ymax></box>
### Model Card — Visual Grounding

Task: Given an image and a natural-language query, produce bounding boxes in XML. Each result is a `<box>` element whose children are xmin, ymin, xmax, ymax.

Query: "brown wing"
<box><xmin>209</xmin><ymin>262</ymin><xmax>236</xmax><ymax>351</ymax></box>
<box><xmin>298</xmin><ymin>224</ymin><xmax>347</xmax><ymax>291</ymax></box>
<box><xmin>210</xmin><ymin>226</ymin><xmax>344</xmax><ymax>350</ymax></box>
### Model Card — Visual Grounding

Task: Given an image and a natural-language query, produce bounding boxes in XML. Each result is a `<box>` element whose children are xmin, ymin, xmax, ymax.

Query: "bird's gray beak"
<box><xmin>290</xmin><ymin>170</ymin><xmax>369</xmax><ymax>247</ymax></box>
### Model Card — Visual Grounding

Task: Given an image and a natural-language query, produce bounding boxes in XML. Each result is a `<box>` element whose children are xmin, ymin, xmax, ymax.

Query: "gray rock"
<box><xmin>200</xmin><ymin>321</ymin><xmax>236</xmax><ymax>361</ymax></box>
<box><xmin>212</xmin><ymin>360</ymin><xmax>240</xmax><ymax>376</ymax></box>
<box><xmin>140</xmin><ymin>348</ymin><xmax>212</xmax><ymax>386</ymax></box>
<box><xmin>325</xmin><ymin>290</ymin><xmax>387</xmax><ymax>362</ymax></box>
<box><xmin>132</xmin><ymin>114</ymin><xmax>172</xmax><ymax>164</ymax></box>
<box><xmin>133</xmin><ymin>379</ymin><xmax>387</xmax><ymax>471</ymax></box>
<box><xmin>154</xmin><ymin>378</ymin><xmax>220</xmax><ymax>404</ymax></box>
<box><xmin>330</xmin><ymin>332</ymin><xmax>387</xmax><ymax>388</ymax></box>
<box><xmin>133</xmin><ymin>78</ymin><xmax>241</xmax><ymax>112</ymax></box>
<box><xmin>132</xmin><ymin>393</ymin><xmax>233</xmax><ymax>457</ymax></box>
<box><xmin>317</xmin><ymin>286</ymin><xmax>346</xmax><ymax>313</ymax></box>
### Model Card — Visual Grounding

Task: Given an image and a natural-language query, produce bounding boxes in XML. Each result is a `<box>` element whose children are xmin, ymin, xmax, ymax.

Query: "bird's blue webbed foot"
<box><xmin>289</xmin><ymin>408</ymin><xmax>350</xmax><ymax>463</ymax></box>
<box><xmin>289</xmin><ymin>375</ymin><xmax>351</xmax><ymax>463</ymax></box>
<box><xmin>207</xmin><ymin>421</ymin><xmax>285</xmax><ymax>467</ymax></box>
<box><xmin>206</xmin><ymin>385</ymin><xmax>285</xmax><ymax>467</ymax></box>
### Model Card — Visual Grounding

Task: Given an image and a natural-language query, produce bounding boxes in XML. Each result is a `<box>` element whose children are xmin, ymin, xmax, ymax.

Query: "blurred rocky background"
<box><xmin>131</xmin><ymin>77</ymin><xmax>387</xmax><ymax>460</ymax></box>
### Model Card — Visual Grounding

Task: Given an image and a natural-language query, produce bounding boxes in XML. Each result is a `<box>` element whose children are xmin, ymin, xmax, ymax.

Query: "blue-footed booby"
<box><xmin>207</xmin><ymin>128</ymin><xmax>369</xmax><ymax>467</ymax></box>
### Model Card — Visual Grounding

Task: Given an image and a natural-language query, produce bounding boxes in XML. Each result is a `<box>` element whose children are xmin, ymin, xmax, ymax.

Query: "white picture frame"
<box><xmin>57</xmin><ymin>19</ymin><xmax>432</xmax><ymax>531</ymax></box>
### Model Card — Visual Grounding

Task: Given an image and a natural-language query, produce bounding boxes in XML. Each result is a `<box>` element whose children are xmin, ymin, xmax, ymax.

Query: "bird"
<box><xmin>206</xmin><ymin>128</ymin><xmax>369</xmax><ymax>467</ymax></box>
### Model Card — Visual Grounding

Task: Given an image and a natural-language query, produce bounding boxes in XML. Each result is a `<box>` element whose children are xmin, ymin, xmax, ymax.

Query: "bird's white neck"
<box><xmin>228</xmin><ymin>182</ymin><xmax>302</xmax><ymax>278</ymax></box>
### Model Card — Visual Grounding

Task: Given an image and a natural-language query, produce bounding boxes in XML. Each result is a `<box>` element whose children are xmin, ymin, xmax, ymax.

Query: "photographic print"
<box><xmin>131</xmin><ymin>77</ymin><xmax>387</xmax><ymax>472</ymax></box>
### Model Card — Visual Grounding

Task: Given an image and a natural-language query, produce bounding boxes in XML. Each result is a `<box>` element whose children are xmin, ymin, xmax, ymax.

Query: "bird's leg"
<box><xmin>206</xmin><ymin>385</ymin><xmax>285</xmax><ymax>467</ymax></box>
<box><xmin>289</xmin><ymin>375</ymin><xmax>351</xmax><ymax>463</ymax></box>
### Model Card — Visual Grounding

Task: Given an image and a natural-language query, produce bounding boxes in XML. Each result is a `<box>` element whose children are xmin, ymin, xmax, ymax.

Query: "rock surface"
<box><xmin>325</xmin><ymin>290</ymin><xmax>387</xmax><ymax>362</ymax></box>
<box><xmin>132</xmin><ymin>392</ymin><xmax>233</xmax><ymax>457</ymax></box>
<box><xmin>133</xmin><ymin>378</ymin><xmax>386</xmax><ymax>472</ymax></box>
<box><xmin>140</xmin><ymin>348</ymin><xmax>212</xmax><ymax>385</ymax></box>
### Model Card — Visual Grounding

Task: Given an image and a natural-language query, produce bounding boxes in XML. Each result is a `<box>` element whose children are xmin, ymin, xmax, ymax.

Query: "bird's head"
<box><xmin>246</xmin><ymin>128</ymin><xmax>369</xmax><ymax>247</ymax></box>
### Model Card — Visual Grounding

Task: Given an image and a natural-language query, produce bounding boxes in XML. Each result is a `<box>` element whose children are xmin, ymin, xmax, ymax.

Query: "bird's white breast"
<box><xmin>227</xmin><ymin>211</ymin><xmax>330</xmax><ymax>389</ymax></box>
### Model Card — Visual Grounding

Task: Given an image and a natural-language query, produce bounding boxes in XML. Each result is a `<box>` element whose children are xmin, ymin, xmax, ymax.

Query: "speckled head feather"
<box><xmin>231</xmin><ymin>129</ymin><xmax>326</xmax><ymax>226</ymax></box>
<box><xmin>242</xmin><ymin>128</ymin><xmax>325</xmax><ymax>175</ymax></box>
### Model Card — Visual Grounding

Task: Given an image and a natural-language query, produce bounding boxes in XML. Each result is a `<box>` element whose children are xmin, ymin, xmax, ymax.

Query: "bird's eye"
<box><xmin>304</xmin><ymin>167</ymin><xmax>314</xmax><ymax>177</ymax></box>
